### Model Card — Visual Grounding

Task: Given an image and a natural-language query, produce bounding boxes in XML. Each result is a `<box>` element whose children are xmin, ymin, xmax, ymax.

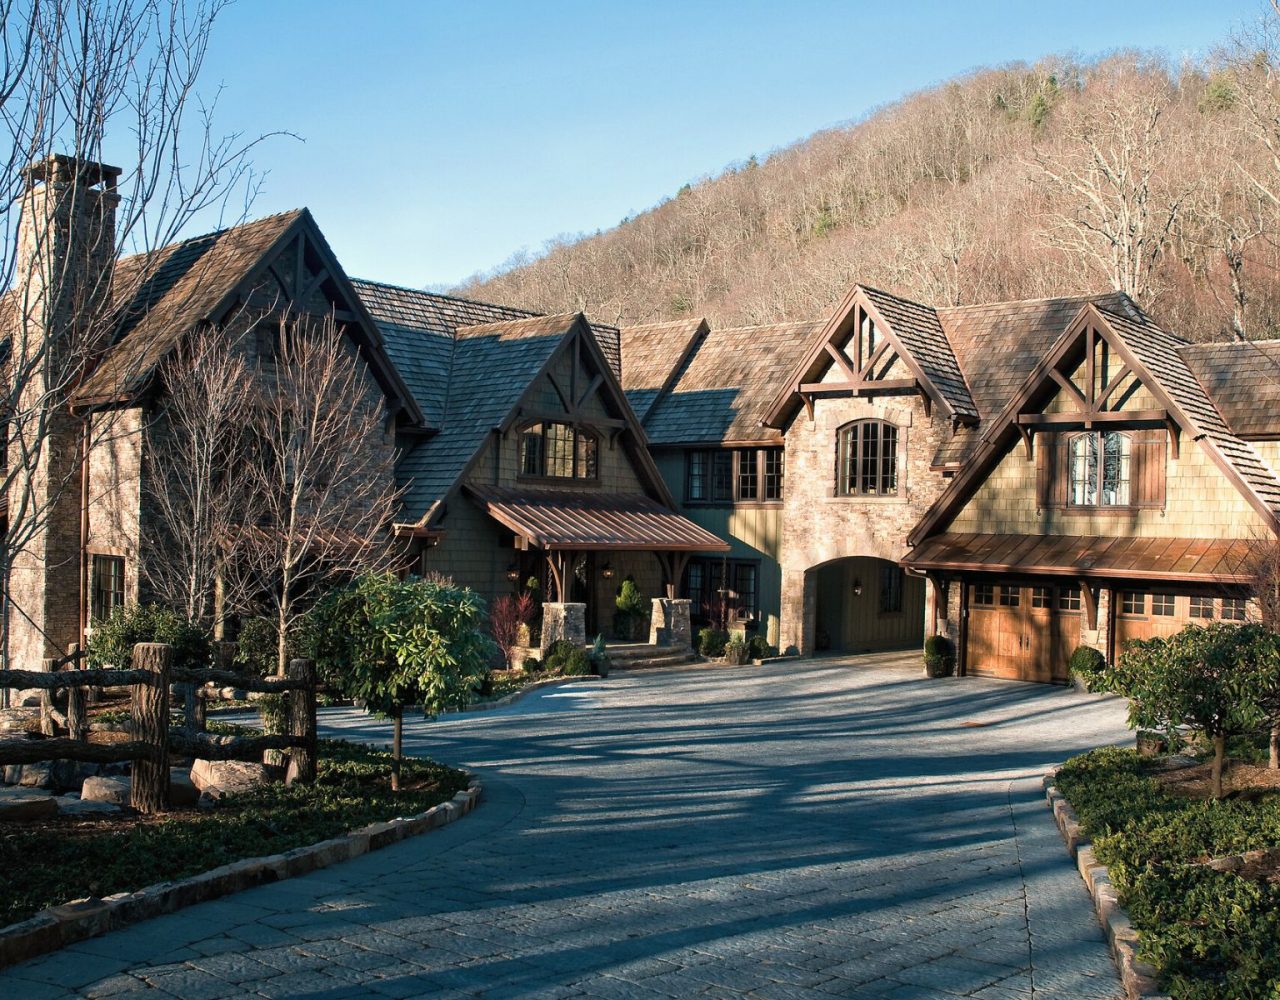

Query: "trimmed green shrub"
<box><xmin>560</xmin><ymin>648</ymin><xmax>592</xmax><ymax>676</ymax></box>
<box><xmin>724</xmin><ymin>638</ymin><xmax>750</xmax><ymax>665</ymax></box>
<box><xmin>612</xmin><ymin>577</ymin><xmax>648</xmax><ymax>641</ymax></box>
<box><xmin>521</xmin><ymin>656</ymin><xmax>541</xmax><ymax>674</ymax></box>
<box><xmin>698</xmin><ymin>627</ymin><xmax>729</xmax><ymax>657</ymax></box>
<box><xmin>87</xmin><ymin>604</ymin><xmax>211</xmax><ymax>671</ymax></box>
<box><xmin>923</xmin><ymin>634</ymin><xmax>955</xmax><ymax>677</ymax></box>
<box><xmin>748</xmin><ymin>635</ymin><xmax>774</xmax><ymax>660</ymax></box>
<box><xmin>1068</xmin><ymin>645</ymin><xmax>1107</xmax><ymax>688</ymax></box>
<box><xmin>543</xmin><ymin>639</ymin><xmax>579</xmax><ymax>673</ymax></box>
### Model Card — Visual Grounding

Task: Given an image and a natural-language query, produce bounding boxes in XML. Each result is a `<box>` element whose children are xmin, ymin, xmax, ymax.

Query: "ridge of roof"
<box><xmin>350</xmin><ymin>277</ymin><xmax>542</xmax><ymax>318</ymax></box>
<box><xmin>455</xmin><ymin>312</ymin><xmax>580</xmax><ymax>338</ymax></box>
<box><xmin>935</xmin><ymin>290</ymin><xmax>1128</xmax><ymax>314</ymax></box>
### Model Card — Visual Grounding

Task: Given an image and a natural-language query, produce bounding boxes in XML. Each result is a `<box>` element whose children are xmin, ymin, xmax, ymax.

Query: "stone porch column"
<box><xmin>649</xmin><ymin>598</ymin><xmax>692</xmax><ymax>649</ymax></box>
<box><xmin>541</xmin><ymin>602</ymin><xmax>586</xmax><ymax>651</ymax></box>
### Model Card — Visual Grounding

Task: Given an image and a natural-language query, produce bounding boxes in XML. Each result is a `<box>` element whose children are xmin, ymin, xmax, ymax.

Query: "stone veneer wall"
<box><xmin>778</xmin><ymin>394</ymin><xmax>954</xmax><ymax>655</ymax></box>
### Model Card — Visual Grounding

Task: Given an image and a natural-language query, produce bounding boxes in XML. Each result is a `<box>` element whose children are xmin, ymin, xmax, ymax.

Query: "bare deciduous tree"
<box><xmin>141</xmin><ymin>326</ymin><xmax>257</xmax><ymax>630</ymax></box>
<box><xmin>233</xmin><ymin>314</ymin><xmax>403</xmax><ymax>675</ymax></box>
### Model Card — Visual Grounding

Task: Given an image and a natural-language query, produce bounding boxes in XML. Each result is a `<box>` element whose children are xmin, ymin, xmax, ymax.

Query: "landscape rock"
<box><xmin>80</xmin><ymin>775</ymin><xmax>131</xmax><ymax>805</ymax></box>
<box><xmin>0</xmin><ymin>786</ymin><xmax>58</xmax><ymax>821</ymax></box>
<box><xmin>18</xmin><ymin>759</ymin><xmax>82</xmax><ymax>792</ymax></box>
<box><xmin>168</xmin><ymin>768</ymin><xmax>199</xmax><ymax>807</ymax></box>
<box><xmin>190</xmin><ymin>759</ymin><xmax>271</xmax><ymax>798</ymax></box>
<box><xmin>55</xmin><ymin>795</ymin><xmax>122</xmax><ymax>816</ymax></box>
<box><xmin>4</xmin><ymin>764</ymin><xmax>22</xmax><ymax>784</ymax></box>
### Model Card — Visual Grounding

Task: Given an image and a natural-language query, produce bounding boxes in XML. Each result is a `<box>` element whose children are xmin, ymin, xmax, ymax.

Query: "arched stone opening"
<box><xmin>805</xmin><ymin>556</ymin><xmax>924</xmax><ymax>656</ymax></box>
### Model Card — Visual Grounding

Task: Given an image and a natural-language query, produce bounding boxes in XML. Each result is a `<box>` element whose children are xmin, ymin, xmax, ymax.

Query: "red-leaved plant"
<box><xmin>490</xmin><ymin>591</ymin><xmax>536</xmax><ymax>667</ymax></box>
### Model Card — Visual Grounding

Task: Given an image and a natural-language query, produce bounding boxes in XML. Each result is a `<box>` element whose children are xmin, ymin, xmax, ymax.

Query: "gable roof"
<box><xmin>393</xmin><ymin>313</ymin><xmax>579</xmax><ymax>524</ymax></box>
<box><xmin>71</xmin><ymin>209</ymin><xmax>424</xmax><ymax>426</ymax></box>
<box><xmin>618</xmin><ymin>318</ymin><xmax>708</xmax><ymax>422</ymax></box>
<box><xmin>644</xmin><ymin>320</ymin><xmax>823</xmax><ymax>446</ymax></box>
<box><xmin>1180</xmin><ymin>339</ymin><xmax>1280</xmax><ymax>440</ymax></box>
<box><xmin>908</xmin><ymin>302</ymin><xmax>1280</xmax><ymax>545</ymax></box>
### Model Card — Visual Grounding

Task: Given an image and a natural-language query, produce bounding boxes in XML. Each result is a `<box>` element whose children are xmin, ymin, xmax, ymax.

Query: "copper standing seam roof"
<box><xmin>464</xmin><ymin>486</ymin><xmax>730</xmax><ymax>553</ymax></box>
<box><xmin>904</xmin><ymin>533</ymin><xmax>1258</xmax><ymax>584</ymax></box>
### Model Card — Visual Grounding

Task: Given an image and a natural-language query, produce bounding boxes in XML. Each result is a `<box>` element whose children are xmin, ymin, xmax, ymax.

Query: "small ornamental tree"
<box><xmin>490</xmin><ymin>592</ymin><xmax>535</xmax><ymax>668</ymax></box>
<box><xmin>1093</xmin><ymin>623</ymin><xmax>1279</xmax><ymax>798</ymax></box>
<box><xmin>308</xmin><ymin>574</ymin><xmax>493</xmax><ymax>790</ymax></box>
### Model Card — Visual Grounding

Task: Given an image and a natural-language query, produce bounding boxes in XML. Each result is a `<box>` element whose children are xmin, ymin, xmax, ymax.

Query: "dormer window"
<box><xmin>520</xmin><ymin>421</ymin><xmax>597</xmax><ymax>480</ymax></box>
<box><xmin>1068</xmin><ymin>431</ymin><xmax>1130</xmax><ymax>507</ymax></box>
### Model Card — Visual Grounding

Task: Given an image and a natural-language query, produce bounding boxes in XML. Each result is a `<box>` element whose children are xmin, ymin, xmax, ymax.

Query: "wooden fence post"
<box><xmin>286</xmin><ymin>658</ymin><xmax>317</xmax><ymax>785</ymax></box>
<box><xmin>130</xmin><ymin>643</ymin><xmax>172</xmax><ymax>814</ymax></box>
<box><xmin>39</xmin><ymin>657</ymin><xmax>58</xmax><ymax>736</ymax></box>
<box><xmin>65</xmin><ymin>644</ymin><xmax>86</xmax><ymax>742</ymax></box>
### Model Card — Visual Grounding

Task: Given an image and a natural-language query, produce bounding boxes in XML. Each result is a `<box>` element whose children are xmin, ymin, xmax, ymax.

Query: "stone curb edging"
<box><xmin>1042</xmin><ymin>768</ymin><xmax>1172</xmax><ymax>1000</ymax></box>
<box><xmin>0</xmin><ymin>779</ymin><xmax>482</xmax><ymax>970</ymax></box>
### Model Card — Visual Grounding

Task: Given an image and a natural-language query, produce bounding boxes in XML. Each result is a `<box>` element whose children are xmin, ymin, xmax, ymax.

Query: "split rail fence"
<box><xmin>0</xmin><ymin>643</ymin><xmax>317</xmax><ymax>813</ymax></box>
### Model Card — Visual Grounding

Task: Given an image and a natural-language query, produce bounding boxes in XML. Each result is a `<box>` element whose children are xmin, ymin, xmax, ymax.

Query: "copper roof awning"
<box><xmin>904</xmin><ymin>532</ymin><xmax>1257</xmax><ymax>584</ymax></box>
<box><xmin>465</xmin><ymin>485</ymin><xmax>730</xmax><ymax>553</ymax></box>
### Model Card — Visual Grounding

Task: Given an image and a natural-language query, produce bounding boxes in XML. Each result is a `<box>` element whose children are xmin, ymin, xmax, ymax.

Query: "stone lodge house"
<box><xmin>7</xmin><ymin>156</ymin><xmax>1276</xmax><ymax>683</ymax></box>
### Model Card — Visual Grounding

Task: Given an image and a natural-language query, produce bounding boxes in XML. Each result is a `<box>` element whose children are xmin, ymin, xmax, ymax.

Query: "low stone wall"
<box><xmin>0</xmin><ymin>780</ymin><xmax>482</xmax><ymax>968</ymax></box>
<box><xmin>540</xmin><ymin>603</ymin><xmax>586</xmax><ymax>651</ymax></box>
<box><xmin>648</xmin><ymin>598</ymin><xmax>691</xmax><ymax>649</ymax></box>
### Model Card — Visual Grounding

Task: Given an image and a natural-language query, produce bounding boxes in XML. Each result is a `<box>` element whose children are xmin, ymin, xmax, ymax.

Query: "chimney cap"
<box><xmin>23</xmin><ymin>154</ymin><xmax>122</xmax><ymax>190</ymax></box>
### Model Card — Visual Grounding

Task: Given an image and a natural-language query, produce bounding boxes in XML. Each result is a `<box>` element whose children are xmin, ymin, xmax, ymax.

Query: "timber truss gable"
<box><xmin>764</xmin><ymin>284</ymin><xmax>978</xmax><ymax>430</ymax></box>
<box><xmin>908</xmin><ymin>302</ymin><xmax>1280</xmax><ymax>545</ymax></box>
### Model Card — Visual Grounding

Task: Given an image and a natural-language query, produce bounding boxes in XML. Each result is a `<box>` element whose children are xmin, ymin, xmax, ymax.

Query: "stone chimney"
<box><xmin>7</xmin><ymin>155</ymin><xmax>121</xmax><ymax>673</ymax></box>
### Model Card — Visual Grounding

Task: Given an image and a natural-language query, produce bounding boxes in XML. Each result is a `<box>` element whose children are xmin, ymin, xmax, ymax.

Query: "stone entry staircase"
<box><xmin>605</xmin><ymin>643</ymin><xmax>700</xmax><ymax>671</ymax></box>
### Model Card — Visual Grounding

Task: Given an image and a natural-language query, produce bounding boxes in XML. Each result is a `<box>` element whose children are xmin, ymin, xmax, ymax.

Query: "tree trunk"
<box><xmin>392</xmin><ymin>703</ymin><xmax>403</xmax><ymax>792</ymax></box>
<box><xmin>1270</xmin><ymin>721</ymin><xmax>1278</xmax><ymax>771</ymax></box>
<box><xmin>130</xmin><ymin>643</ymin><xmax>172</xmax><ymax>814</ymax></box>
<box><xmin>1211</xmin><ymin>732</ymin><xmax>1228</xmax><ymax>800</ymax></box>
<box><xmin>286</xmin><ymin>658</ymin><xmax>316</xmax><ymax>785</ymax></box>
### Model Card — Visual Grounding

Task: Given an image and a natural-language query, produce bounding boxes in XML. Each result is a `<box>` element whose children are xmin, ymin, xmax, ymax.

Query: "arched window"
<box><xmin>519</xmin><ymin>421</ymin><xmax>598</xmax><ymax>480</ymax></box>
<box><xmin>837</xmin><ymin>420</ymin><xmax>898</xmax><ymax>496</ymax></box>
<box><xmin>1068</xmin><ymin>431</ymin><xmax>1131</xmax><ymax>506</ymax></box>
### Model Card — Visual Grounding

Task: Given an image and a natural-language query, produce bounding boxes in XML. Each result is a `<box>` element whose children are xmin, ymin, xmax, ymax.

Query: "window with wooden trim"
<box><xmin>1031</xmin><ymin>586</ymin><xmax>1052</xmax><ymax>609</ymax></box>
<box><xmin>90</xmin><ymin>555</ymin><xmax>125</xmax><ymax>623</ymax></box>
<box><xmin>1120</xmin><ymin>591</ymin><xmax>1146</xmax><ymax>616</ymax></box>
<box><xmin>685</xmin><ymin>448</ymin><xmax>783</xmax><ymax>503</ymax></box>
<box><xmin>1151</xmin><ymin>594</ymin><xmax>1176</xmax><ymax>616</ymax></box>
<box><xmin>998</xmin><ymin>586</ymin><xmax>1020</xmax><ymax>608</ymax></box>
<box><xmin>1222</xmin><ymin>597</ymin><xmax>1247</xmax><ymax>621</ymax></box>
<box><xmin>519</xmin><ymin>422</ymin><xmax>597</xmax><ymax>480</ymax></box>
<box><xmin>1190</xmin><ymin>595</ymin><xmax>1215</xmax><ymax>619</ymax></box>
<box><xmin>682</xmin><ymin>557</ymin><xmax>760</xmax><ymax>623</ymax></box>
<box><xmin>972</xmin><ymin>583</ymin><xmax>995</xmax><ymax>607</ymax></box>
<box><xmin>1058</xmin><ymin>586</ymin><xmax>1082</xmax><ymax>612</ymax></box>
<box><xmin>837</xmin><ymin>420</ymin><xmax>898</xmax><ymax>497</ymax></box>
<box><xmin>1038</xmin><ymin>429</ymin><xmax>1165</xmax><ymax>510</ymax></box>
<box><xmin>879</xmin><ymin>564</ymin><xmax>904</xmax><ymax>614</ymax></box>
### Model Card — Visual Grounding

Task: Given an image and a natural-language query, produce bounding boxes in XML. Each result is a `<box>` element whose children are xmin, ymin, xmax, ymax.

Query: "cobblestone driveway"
<box><xmin>2</xmin><ymin>653</ymin><xmax>1131</xmax><ymax>999</ymax></box>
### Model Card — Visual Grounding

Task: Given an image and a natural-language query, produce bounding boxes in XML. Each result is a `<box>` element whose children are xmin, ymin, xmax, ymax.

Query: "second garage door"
<box><xmin>966</xmin><ymin>582</ymin><xmax>1079</xmax><ymax>683</ymax></box>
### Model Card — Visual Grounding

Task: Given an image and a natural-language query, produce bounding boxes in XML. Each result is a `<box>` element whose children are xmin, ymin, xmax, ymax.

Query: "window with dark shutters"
<box><xmin>1037</xmin><ymin>428</ymin><xmax>1165</xmax><ymax>511</ymax></box>
<box><xmin>1129</xmin><ymin>428</ymin><xmax>1167</xmax><ymax>508</ymax></box>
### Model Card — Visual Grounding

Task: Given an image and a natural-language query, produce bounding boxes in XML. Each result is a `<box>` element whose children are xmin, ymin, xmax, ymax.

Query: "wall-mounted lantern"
<box><xmin>506</xmin><ymin>563</ymin><xmax>520</xmax><ymax>583</ymax></box>
<box><xmin>852</xmin><ymin>578</ymin><xmax>864</xmax><ymax>597</ymax></box>
<box><xmin>601</xmin><ymin>562</ymin><xmax>615</xmax><ymax>580</ymax></box>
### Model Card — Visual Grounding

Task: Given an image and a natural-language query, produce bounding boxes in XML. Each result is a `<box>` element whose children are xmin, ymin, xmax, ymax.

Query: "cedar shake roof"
<box><xmin>390</xmin><ymin>313</ymin><xmax>580</xmax><ymax>523</ymax></box>
<box><xmin>905</xmin><ymin>532</ymin><xmax>1257</xmax><ymax>584</ymax></box>
<box><xmin>930</xmin><ymin>290</ymin><xmax>1136</xmax><ymax>466</ymax></box>
<box><xmin>465</xmin><ymin>485</ymin><xmax>730</xmax><ymax>552</ymax></box>
<box><xmin>644</xmin><ymin>319</ymin><xmax>823</xmax><ymax>446</ymax></box>
<box><xmin>860</xmin><ymin>287</ymin><xmax>976</xmax><ymax>421</ymax></box>
<box><xmin>1180</xmin><ymin>339</ymin><xmax>1280</xmax><ymax>439</ymax></box>
<box><xmin>75</xmin><ymin>210</ymin><xmax>305</xmax><ymax>402</ymax></box>
<box><xmin>619</xmin><ymin>318</ymin><xmax>708</xmax><ymax>421</ymax></box>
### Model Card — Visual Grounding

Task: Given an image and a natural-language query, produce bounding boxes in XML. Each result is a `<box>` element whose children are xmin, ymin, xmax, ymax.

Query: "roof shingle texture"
<box><xmin>618</xmin><ymin>319</ymin><xmax>707</xmax><ymax>421</ymax></box>
<box><xmin>644</xmin><ymin>320</ymin><xmax>824</xmax><ymax>445</ymax></box>
<box><xmin>1180</xmin><ymin>339</ymin><xmax>1280</xmax><ymax>440</ymax></box>
<box><xmin>75</xmin><ymin>210</ymin><xmax>304</xmax><ymax>401</ymax></box>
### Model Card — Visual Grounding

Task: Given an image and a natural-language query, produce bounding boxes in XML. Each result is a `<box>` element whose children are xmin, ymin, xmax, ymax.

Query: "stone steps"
<box><xmin>604</xmin><ymin>644</ymin><xmax>699</xmax><ymax>671</ymax></box>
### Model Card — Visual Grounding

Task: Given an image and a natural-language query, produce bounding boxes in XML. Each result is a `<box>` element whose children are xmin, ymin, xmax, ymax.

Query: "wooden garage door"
<box><xmin>967</xmin><ymin>583</ymin><xmax>1077</xmax><ymax>683</ymax></box>
<box><xmin>1113</xmin><ymin>592</ymin><xmax>1251</xmax><ymax>658</ymax></box>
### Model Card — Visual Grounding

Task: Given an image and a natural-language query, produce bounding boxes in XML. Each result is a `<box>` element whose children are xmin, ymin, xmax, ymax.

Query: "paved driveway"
<box><xmin>2</xmin><ymin>653</ymin><xmax>1131</xmax><ymax>999</ymax></box>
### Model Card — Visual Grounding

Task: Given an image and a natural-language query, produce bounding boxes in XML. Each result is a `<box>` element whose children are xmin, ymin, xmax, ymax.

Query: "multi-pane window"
<box><xmin>1190</xmin><ymin>595</ymin><xmax>1215</xmax><ymax>619</ymax></box>
<box><xmin>973</xmin><ymin>583</ymin><xmax>995</xmax><ymax>606</ymax></box>
<box><xmin>999</xmin><ymin>586</ymin><xmax>1020</xmax><ymax>608</ymax></box>
<box><xmin>683</xmin><ymin>558</ymin><xmax>760</xmax><ymax>622</ymax></box>
<box><xmin>837</xmin><ymin>421</ymin><xmax>898</xmax><ymax>496</ymax></box>
<box><xmin>1152</xmin><ymin>594</ymin><xmax>1176</xmax><ymax>617</ymax></box>
<box><xmin>734</xmin><ymin>564</ymin><xmax>759</xmax><ymax>620</ymax></box>
<box><xmin>1120</xmin><ymin>592</ymin><xmax>1146</xmax><ymax>616</ymax></box>
<box><xmin>686</xmin><ymin>448</ymin><xmax>784</xmax><ymax>503</ymax></box>
<box><xmin>1069</xmin><ymin>431</ymin><xmax>1131</xmax><ymax>506</ymax></box>
<box><xmin>519</xmin><ymin>422</ymin><xmax>598</xmax><ymax>480</ymax></box>
<box><xmin>1222</xmin><ymin>597</ymin><xmax>1247</xmax><ymax>621</ymax></box>
<box><xmin>1058</xmin><ymin>587</ymin><xmax>1082</xmax><ymax>612</ymax></box>
<box><xmin>879</xmin><ymin>564</ymin><xmax>904</xmax><ymax>614</ymax></box>
<box><xmin>90</xmin><ymin>555</ymin><xmax>125</xmax><ymax>623</ymax></box>
<box><xmin>1032</xmin><ymin>586</ymin><xmax>1052</xmax><ymax>609</ymax></box>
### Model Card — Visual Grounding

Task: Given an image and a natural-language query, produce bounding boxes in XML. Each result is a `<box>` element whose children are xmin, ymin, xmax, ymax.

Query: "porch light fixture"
<box><xmin>601</xmin><ymin>562</ymin><xmax>615</xmax><ymax>580</ymax></box>
<box><xmin>506</xmin><ymin>563</ymin><xmax>520</xmax><ymax>582</ymax></box>
<box><xmin>852</xmin><ymin>579</ymin><xmax>863</xmax><ymax>597</ymax></box>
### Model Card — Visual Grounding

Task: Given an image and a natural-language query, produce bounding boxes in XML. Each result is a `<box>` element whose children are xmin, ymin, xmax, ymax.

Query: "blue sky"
<box><xmin>190</xmin><ymin>0</ymin><xmax>1264</xmax><ymax>289</ymax></box>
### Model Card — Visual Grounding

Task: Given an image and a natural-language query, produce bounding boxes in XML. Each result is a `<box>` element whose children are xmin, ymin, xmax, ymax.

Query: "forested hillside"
<box><xmin>461</xmin><ymin>29</ymin><xmax>1280</xmax><ymax>343</ymax></box>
